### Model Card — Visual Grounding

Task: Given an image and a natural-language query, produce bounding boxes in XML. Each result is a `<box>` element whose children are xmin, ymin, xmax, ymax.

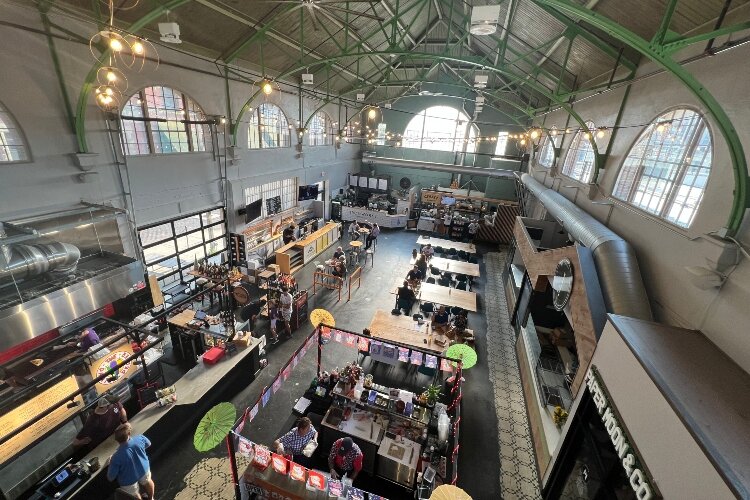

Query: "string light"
<box><xmin>530</xmin><ymin>129</ymin><xmax>539</xmax><ymax>140</ymax></box>
<box><xmin>132</xmin><ymin>40</ymin><xmax>144</xmax><ymax>55</ymax></box>
<box><xmin>596</xmin><ymin>127</ymin><xmax>607</xmax><ymax>139</ymax></box>
<box><xmin>367</xmin><ymin>107</ymin><xmax>378</xmax><ymax>120</ymax></box>
<box><xmin>262</xmin><ymin>81</ymin><xmax>273</xmax><ymax>95</ymax></box>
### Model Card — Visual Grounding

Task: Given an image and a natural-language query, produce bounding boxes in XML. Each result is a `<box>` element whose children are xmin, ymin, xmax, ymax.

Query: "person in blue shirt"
<box><xmin>433</xmin><ymin>306</ymin><xmax>450</xmax><ymax>334</ymax></box>
<box><xmin>106</xmin><ymin>423</ymin><xmax>155</xmax><ymax>499</ymax></box>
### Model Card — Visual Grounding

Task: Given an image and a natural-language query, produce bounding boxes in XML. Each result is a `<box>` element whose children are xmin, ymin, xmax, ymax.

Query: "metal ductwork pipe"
<box><xmin>0</xmin><ymin>242</ymin><xmax>81</xmax><ymax>281</ymax></box>
<box><xmin>520</xmin><ymin>173</ymin><xmax>653</xmax><ymax>321</ymax></box>
<box><xmin>366</xmin><ymin>157</ymin><xmax>518</xmax><ymax>179</ymax></box>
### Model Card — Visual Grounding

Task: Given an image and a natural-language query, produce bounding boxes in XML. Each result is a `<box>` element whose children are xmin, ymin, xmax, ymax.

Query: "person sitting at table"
<box><xmin>421</xmin><ymin>243</ymin><xmax>435</xmax><ymax>259</ymax></box>
<box><xmin>397</xmin><ymin>280</ymin><xmax>416</xmax><ymax>314</ymax></box>
<box><xmin>333</xmin><ymin>246</ymin><xmax>345</xmax><ymax>260</ymax></box>
<box><xmin>348</xmin><ymin>221</ymin><xmax>361</xmax><ymax>241</ymax></box>
<box><xmin>332</xmin><ymin>260</ymin><xmax>347</xmax><ymax>280</ymax></box>
<box><xmin>432</xmin><ymin>306</ymin><xmax>450</xmax><ymax>334</ymax></box>
<box><xmin>328</xmin><ymin>437</ymin><xmax>364</xmax><ymax>482</ymax></box>
<box><xmin>446</xmin><ymin>309</ymin><xmax>468</xmax><ymax>340</ymax></box>
<box><xmin>282</xmin><ymin>224</ymin><xmax>297</xmax><ymax>244</ymax></box>
<box><xmin>273</xmin><ymin>417</ymin><xmax>318</xmax><ymax>467</ymax></box>
<box><xmin>72</xmin><ymin>396</ymin><xmax>127</xmax><ymax>458</ymax></box>
<box><xmin>406</xmin><ymin>265</ymin><xmax>423</xmax><ymax>287</ymax></box>
<box><xmin>365</xmin><ymin>223</ymin><xmax>380</xmax><ymax>250</ymax></box>
<box><xmin>415</xmin><ymin>254</ymin><xmax>428</xmax><ymax>277</ymax></box>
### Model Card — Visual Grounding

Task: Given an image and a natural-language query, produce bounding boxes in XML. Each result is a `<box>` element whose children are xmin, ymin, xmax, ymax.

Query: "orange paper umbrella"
<box><xmin>430</xmin><ymin>485</ymin><xmax>472</xmax><ymax>500</ymax></box>
<box><xmin>309</xmin><ymin>308</ymin><xmax>335</xmax><ymax>328</ymax></box>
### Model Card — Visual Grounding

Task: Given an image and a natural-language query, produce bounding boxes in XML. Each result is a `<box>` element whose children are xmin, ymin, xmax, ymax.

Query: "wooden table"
<box><xmin>418</xmin><ymin>282</ymin><xmax>478</xmax><ymax>312</ymax></box>
<box><xmin>350</xmin><ymin>240</ymin><xmax>363</xmax><ymax>248</ymax></box>
<box><xmin>167</xmin><ymin>309</ymin><xmax>196</xmax><ymax>328</ymax></box>
<box><xmin>411</xmin><ymin>256</ymin><xmax>480</xmax><ymax>277</ymax></box>
<box><xmin>416</xmin><ymin>236</ymin><xmax>476</xmax><ymax>254</ymax></box>
<box><xmin>367</xmin><ymin>310</ymin><xmax>447</xmax><ymax>354</ymax></box>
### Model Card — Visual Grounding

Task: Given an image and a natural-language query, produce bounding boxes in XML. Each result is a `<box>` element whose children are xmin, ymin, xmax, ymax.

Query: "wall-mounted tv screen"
<box><xmin>245</xmin><ymin>199</ymin><xmax>263</xmax><ymax>223</ymax></box>
<box><xmin>298</xmin><ymin>184</ymin><xmax>319</xmax><ymax>201</ymax></box>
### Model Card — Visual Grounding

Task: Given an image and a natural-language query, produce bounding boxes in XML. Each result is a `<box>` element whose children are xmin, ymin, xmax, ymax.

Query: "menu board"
<box><xmin>0</xmin><ymin>375</ymin><xmax>83</xmax><ymax>464</ymax></box>
<box><xmin>421</xmin><ymin>190</ymin><xmax>443</xmax><ymax>204</ymax></box>
<box><xmin>89</xmin><ymin>344</ymin><xmax>136</xmax><ymax>394</ymax></box>
<box><xmin>349</xmin><ymin>174</ymin><xmax>359</xmax><ymax>187</ymax></box>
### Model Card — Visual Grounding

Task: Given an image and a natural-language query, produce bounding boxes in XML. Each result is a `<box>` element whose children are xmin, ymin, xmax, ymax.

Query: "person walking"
<box><xmin>279</xmin><ymin>285</ymin><xmax>294</xmax><ymax>337</ymax></box>
<box><xmin>106</xmin><ymin>423</ymin><xmax>155</xmax><ymax>499</ymax></box>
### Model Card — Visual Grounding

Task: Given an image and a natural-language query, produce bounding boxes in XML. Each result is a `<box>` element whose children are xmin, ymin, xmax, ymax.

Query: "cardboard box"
<box><xmin>268</xmin><ymin>264</ymin><xmax>281</xmax><ymax>274</ymax></box>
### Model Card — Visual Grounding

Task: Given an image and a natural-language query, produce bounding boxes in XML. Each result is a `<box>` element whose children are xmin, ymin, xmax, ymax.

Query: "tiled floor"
<box><xmin>485</xmin><ymin>251</ymin><xmax>542</xmax><ymax>499</ymax></box>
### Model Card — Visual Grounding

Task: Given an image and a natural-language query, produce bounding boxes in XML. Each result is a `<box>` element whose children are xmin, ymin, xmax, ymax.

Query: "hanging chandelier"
<box><xmin>89</xmin><ymin>0</ymin><xmax>158</xmax><ymax>111</ymax></box>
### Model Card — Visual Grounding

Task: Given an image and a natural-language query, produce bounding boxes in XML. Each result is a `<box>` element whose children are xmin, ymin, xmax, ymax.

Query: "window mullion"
<box><xmin>141</xmin><ymin>91</ymin><xmax>156</xmax><ymax>153</ymax></box>
<box><xmin>183</xmin><ymin>93</ymin><xmax>194</xmax><ymax>152</ymax></box>
<box><xmin>661</xmin><ymin>121</ymin><xmax>704</xmax><ymax>218</ymax></box>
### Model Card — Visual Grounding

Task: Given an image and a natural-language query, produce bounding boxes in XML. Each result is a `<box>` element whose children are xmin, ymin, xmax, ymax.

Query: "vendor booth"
<box><xmin>225</xmin><ymin>324</ymin><xmax>465</xmax><ymax>500</ymax></box>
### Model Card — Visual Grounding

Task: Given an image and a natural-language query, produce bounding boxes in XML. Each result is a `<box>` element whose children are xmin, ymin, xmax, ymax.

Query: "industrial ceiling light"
<box><xmin>596</xmin><ymin>127</ymin><xmax>607</xmax><ymax>139</ymax></box>
<box><xmin>474</xmin><ymin>75</ymin><xmax>488</xmax><ymax>89</ymax></box>
<box><xmin>158</xmin><ymin>22</ymin><xmax>182</xmax><ymax>44</ymax></box>
<box><xmin>470</xmin><ymin>5</ymin><xmax>502</xmax><ymax>35</ymax></box>
<box><xmin>301</xmin><ymin>73</ymin><xmax>314</xmax><ymax>85</ymax></box>
<box><xmin>262</xmin><ymin>80</ymin><xmax>274</xmax><ymax>95</ymax></box>
<box><xmin>367</xmin><ymin>107</ymin><xmax>378</xmax><ymax>120</ymax></box>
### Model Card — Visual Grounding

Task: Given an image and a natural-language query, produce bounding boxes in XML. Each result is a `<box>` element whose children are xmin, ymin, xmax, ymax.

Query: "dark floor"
<box><xmin>145</xmin><ymin>228</ymin><xmax>502</xmax><ymax>500</ymax></box>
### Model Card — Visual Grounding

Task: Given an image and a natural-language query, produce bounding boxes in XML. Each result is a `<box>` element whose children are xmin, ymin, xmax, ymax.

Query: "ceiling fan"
<box><xmin>256</xmin><ymin>0</ymin><xmax>384</xmax><ymax>31</ymax></box>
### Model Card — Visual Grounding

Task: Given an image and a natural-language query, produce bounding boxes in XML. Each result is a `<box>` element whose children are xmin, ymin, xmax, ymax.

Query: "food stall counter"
<box><xmin>341</xmin><ymin>206</ymin><xmax>408</xmax><ymax>228</ymax></box>
<box><xmin>377</xmin><ymin>435</ymin><xmax>421</xmax><ymax>488</ymax></box>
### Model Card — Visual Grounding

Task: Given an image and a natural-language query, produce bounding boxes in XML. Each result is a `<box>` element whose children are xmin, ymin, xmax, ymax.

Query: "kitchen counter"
<box><xmin>341</xmin><ymin>206</ymin><xmax>408</xmax><ymax>228</ymax></box>
<box><xmin>377</xmin><ymin>436</ymin><xmax>421</xmax><ymax>488</ymax></box>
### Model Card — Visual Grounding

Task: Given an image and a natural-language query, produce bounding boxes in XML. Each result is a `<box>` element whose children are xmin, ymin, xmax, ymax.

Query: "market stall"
<box><xmin>226</xmin><ymin>324</ymin><xmax>464</xmax><ymax>500</ymax></box>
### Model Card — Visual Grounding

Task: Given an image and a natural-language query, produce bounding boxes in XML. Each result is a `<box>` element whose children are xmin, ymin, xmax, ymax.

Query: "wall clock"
<box><xmin>552</xmin><ymin>258</ymin><xmax>573</xmax><ymax>311</ymax></box>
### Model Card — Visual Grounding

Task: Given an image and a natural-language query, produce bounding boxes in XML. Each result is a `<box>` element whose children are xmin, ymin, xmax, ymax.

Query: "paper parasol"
<box><xmin>310</xmin><ymin>308</ymin><xmax>335</xmax><ymax>328</ymax></box>
<box><xmin>194</xmin><ymin>402</ymin><xmax>236</xmax><ymax>452</ymax></box>
<box><xmin>445</xmin><ymin>344</ymin><xmax>477</xmax><ymax>370</ymax></box>
<box><xmin>430</xmin><ymin>484</ymin><xmax>473</xmax><ymax>500</ymax></box>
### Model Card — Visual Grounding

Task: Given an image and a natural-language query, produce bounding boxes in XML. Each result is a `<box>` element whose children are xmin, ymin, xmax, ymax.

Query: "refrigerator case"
<box><xmin>291</xmin><ymin>291</ymin><xmax>308</xmax><ymax>331</ymax></box>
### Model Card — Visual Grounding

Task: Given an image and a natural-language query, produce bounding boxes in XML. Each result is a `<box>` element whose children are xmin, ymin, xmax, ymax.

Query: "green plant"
<box><xmin>552</xmin><ymin>406</ymin><xmax>569</xmax><ymax>428</ymax></box>
<box><xmin>422</xmin><ymin>384</ymin><xmax>442</xmax><ymax>405</ymax></box>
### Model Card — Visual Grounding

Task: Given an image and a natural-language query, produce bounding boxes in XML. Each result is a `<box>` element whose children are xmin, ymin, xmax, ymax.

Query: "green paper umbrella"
<box><xmin>445</xmin><ymin>344</ymin><xmax>477</xmax><ymax>370</ymax></box>
<box><xmin>194</xmin><ymin>402</ymin><xmax>236</xmax><ymax>452</ymax></box>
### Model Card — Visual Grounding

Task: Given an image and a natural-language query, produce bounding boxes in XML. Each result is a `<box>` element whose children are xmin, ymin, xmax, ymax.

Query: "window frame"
<box><xmin>248</xmin><ymin>103</ymin><xmax>292</xmax><ymax>149</ymax></box>
<box><xmin>561</xmin><ymin>121</ymin><xmax>597</xmax><ymax>183</ymax></box>
<box><xmin>120</xmin><ymin>85</ymin><xmax>210</xmax><ymax>156</ymax></box>
<box><xmin>138</xmin><ymin>207</ymin><xmax>226</xmax><ymax>288</ymax></box>
<box><xmin>0</xmin><ymin>101</ymin><xmax>31</xmax><ymax>164</ymax></box>
<box><xmin>612</xmin><ymin>107</ymin><xmax>714</xmax><ymax>229</ymax></box>
<box><xmin>495</xmin><ymin>131</ymin><xmax>509</xmax><ymax>156</ymax></box>
<box><xmin>402</xmin><ymin>106</ymin><xmax>478</xmax><ymax>153</ymax></box>
<box><xmin>244</xmin><ymin>177</ymin><xmax>299</xmax><ymax>218</ymax></box>
<box><xmin>308</xmin><ymin>111</ymin><xmax>333</xmax><ymax>146</ymax></box>
<box><xmin>536</xmin><ymin>135</ymin><xmax>557</xmax><ymax>168</ymax></box>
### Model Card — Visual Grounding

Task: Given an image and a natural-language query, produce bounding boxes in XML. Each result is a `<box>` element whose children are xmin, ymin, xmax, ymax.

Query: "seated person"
<box><xmin>332</xmin><ymin>246</ymin><xmax>345</xmax><ymax>260</ymax></box>
<box><xmin>348</xmin><ymin>221</ymin><xmax>361</xmax><ymax>240</ymax></box>
<box><xmin>447</xmin><ymin>310</ymin><xmax>469</xmax><ymax>340</ymax></box>
<box><xmin>421</xmin><ymin>243</ymin><xmax>435</xmax><ymax>259</ymax></box>
<box><xmin>432</xmin><ymin>306</ymin><xmax>450</xmax><ymax>334</ymax></box>
<box><xmin>332</xmin><ymin>260</ymin><xmax>347</xmax><ymax>280</ymax></box>
<box><xmin>396</xmin><ymin>280</ymin><xmax>416</xmax><ymax>314</ymax></box>
<box><xmin>406</xmin><ymin>265</ymin><xmax>423</xmax><ymax>286</ymax></box>
<box><xmin>273</xmin><ymin>417</ymin><xmax>318</xmax><ymax>466</ymax></box>
<box><xmin>73</xmin><ymin>397</ymin><xmax>127</xmax><ymax>457</ymax></box>
<box><xmin>282</xmin><ymin>224</ymin><xmax>297</xmax><ymax>244</ymax></box>
<box><xmin>366</xmin><ymin>223</ymin><xmax>380</xmax><ymax>249</ymax></box>
<box><xmin>415</xmin><ymin>254</ymin><xmax>428</xmax><ymax>276</ymax></box>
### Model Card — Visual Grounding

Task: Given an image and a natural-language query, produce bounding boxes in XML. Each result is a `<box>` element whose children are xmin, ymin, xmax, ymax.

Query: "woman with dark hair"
<box><xmin>273</xmin><ymin>417</ymin><xmax>318</xmax><ymax>466</ymax></box>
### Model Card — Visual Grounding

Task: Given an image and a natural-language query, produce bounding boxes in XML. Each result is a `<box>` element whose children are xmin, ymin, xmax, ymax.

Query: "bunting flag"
<box><xmin>237</xmin><ymin>436</ymin><xmax>254</xmax><ymax>457</ymax></box>
<box><xmin>235</xmin><ymin>409</ymin><xmax>248</xmax><ymax>434</ymax></box>
<box><xmin>440</xmin><ymin>358</ymin><xmax>453</xmax><ymax>372</ymax></box>
<box><xmin>382</xmin><ymin>343</ymin><xmax>396</xmax><ymax>361</ymax></box>
<box><xmin>410</xmin><ymin>350</ymin><xmax>424</xmax><ymax>365</ymax></box>
<box><xmin>261</xmin><ymin>389</ymin><xmax>271</xmax><ymax>407</ymax></box>
<box><xmin>272</xmin><ymin>376</ymin><xmax>282</xmax><ymax>393</ymax></box>
<box><xmin>425</xmin><ymin>355</ymin><xmax>438</xmax><ymax>369</ymax></box>
<box><xmin>369</xmin><ymin>341</ymin><xmax>382</xmax><ymax>356</ymax></box>
<box><xmin>282</xmin><ymin>366</ymin><xmax>291</xmax><ymax>381</ymax></box>
<box><xmin>334</xmin><ymin>330</ymin><xmax>343</xmax><ymax>343</ymax></box>
<box><xmin>344</xmin><ymin>333</ymin><xmax>357</xmax><ymax>347</ymax></box>
<box><xmin>357</xmin><ymin>337</ymin><xmax>370</xmax><ymax>352</ymax></box>
<box><xmin>398</xmin><ymin>347</ymin><xmax>410</xmax><ymax>363</ymax></box>
<box><xmin>248</xmin><ymin>403</ymin><xmax>259</xmax><ymax>422</ymax></box>
<box><xmin>292</xmin><ymin>354</ymin><xmax>299</xmax><ymax>368</ymax></box>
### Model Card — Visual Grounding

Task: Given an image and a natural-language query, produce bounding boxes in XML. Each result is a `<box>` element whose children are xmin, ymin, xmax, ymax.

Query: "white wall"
<box><xmin>529</xmin><ymin>41</ymin><xmax>750</xmax><ymax>373</ymax></box>
<box><xmin>0</xmin><ymin>2</ymin><xmax>359</xmax><ymax>237</ymax></box>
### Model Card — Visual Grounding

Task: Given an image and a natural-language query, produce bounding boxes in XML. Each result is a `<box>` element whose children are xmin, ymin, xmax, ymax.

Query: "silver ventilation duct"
<box><xmin>520</xmin><ymin>173</ymin><xmax>653</xmax><ymax>320</ymax></box>
<box><xmin>366</xmin><ymin>157</ymin><xmax>518</xmax><ymax>179</ymax></box>
<box><xmin>0</xmin><ymin>242</ymin><xmax>81</xmax><ymax>281</ymax></box>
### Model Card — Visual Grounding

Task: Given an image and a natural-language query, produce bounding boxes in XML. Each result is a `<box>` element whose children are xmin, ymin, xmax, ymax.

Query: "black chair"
<box><xmin>420</xmin><ymin>302</ymin><xmax>434</xmax><ymax>317</ymax></box>
<box><xmin>447</xmin><ymin>248</ymin><xmax>457</xmax><ymax>255</ymax></box>
<box><xmin>455</xmin><ymin>281</ymin><xmax>468</xmax><ymax>291</ymax></box>
<box><xmin>457</xmin><ymin>250</ymin><xmax>469</xmax><ymax>260</ymax></box>
<box><xmin>434</xmin><ymin>246</ymin><xmax>445</xmax><ymax>255</ymax></box>
<box><xmin>426</xmin><ymin>277</ymin><xmax>436</xmax><ymax>284</ymax></box>
<box><xmin>469</xmin><ymin>256</ymin><xmax>479</xmax><ymax>264</ymax></box>
<box><xmin>430</xmin><ymin>266</ymin><xmax>441</xmax><ymax>276</ymax></box>
<box><xmin>450</xmin><ymin>306</ymin><xmax>464</xmax><ymax>318</ymax></box>
<box><xmin>438</xmin><ymin>275</ymin><xmax>452</xmax><ymax>287</ymax></box>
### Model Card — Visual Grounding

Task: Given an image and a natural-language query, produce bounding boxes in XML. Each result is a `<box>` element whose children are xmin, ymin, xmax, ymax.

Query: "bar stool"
<box><xmin>365</xmin><ymin>249</ymin><xmax>375</xmax><ymax>268</ymax></box>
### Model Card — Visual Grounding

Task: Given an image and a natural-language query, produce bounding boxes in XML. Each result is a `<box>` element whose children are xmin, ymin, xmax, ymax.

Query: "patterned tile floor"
<box><xmin>485</xmin><ymin>252</ymin><xmax>542</xmax><ymax>499</ymax></box>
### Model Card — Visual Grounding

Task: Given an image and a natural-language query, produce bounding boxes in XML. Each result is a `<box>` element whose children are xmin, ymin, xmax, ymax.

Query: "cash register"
<box><xmin>29</xmin><ymin>459</ymin><xmax>92</xmax><ymax>499</ymax></box>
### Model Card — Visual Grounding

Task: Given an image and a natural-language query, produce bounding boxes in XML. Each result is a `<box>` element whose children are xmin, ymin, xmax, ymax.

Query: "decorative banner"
<box><xmin>344</xmin><ymin>333</ymin><xmax>356</xmax><ymax>348</ymax></box>
<box><xmin>282</xmin><ymin>366</ymin><xmax>291</xmax><ymax>381</ymax></box>
<box><xmin>235</xmin><ymin>410</ymin><xmax>248</xmax><ymax>435</ymax></box>
<box><xmin>370</xmin><ymin>341</ymin><xmax>382</xmax><ymax>356</ymax></box>
<box><xmin>425</xmin><ymin>355</ymin><xmax>438</xmax><ymax>369</ymax></box>
<box><xmin>382</xmin><ymin>343</ymin><xmax>396</xmax><ymax>361</ymax></box>
<box><xmin>440</xmin><ymin>358</ymin><xmax>453</xmax><ymax>372</ymax></box>
<box><xmin>320</xmin><ymin>327</ymin><xmax>332</xmax><ymax>344</ymax></box>
<box><xmin>292</xmin><ymin>354</ymin><xmax>299</xmax><ymax>368</ymax></box>
<box><xmin>357</xmin><ymin>338</ymin><xmax>370</xmax><ymax>352</ymax></box>
<box><xmin>238</xmin><ymin>436</ymin><xmax>254</xmax><ymax>457</ymax></box>
<box><xmin>410</xmin><ymin>351</ymin><xmax>424</xmax><ymax>365</ymax></box>
<box><xmin>398</xmin><ymin>347</ymin><xmax>410</xmax><ymax>363</ymax></box>
<box><xmin>248</xmin><ymin>403</ymin><xmax>259</xmax><ymax>422</ymax></box>
<box><xmin>261</xmin><ymin>389</ymin><xmax>271</xmax><ymax>407</ymax></box>
<box><xmin>334</xmin><ymin>330</ymin><xmax>343</xmax><ymax>343</ymax></box>
<box><xmin>272</xmin><ymin>377</ymin><xmax>282</xmax><ymax>394</ymax></box>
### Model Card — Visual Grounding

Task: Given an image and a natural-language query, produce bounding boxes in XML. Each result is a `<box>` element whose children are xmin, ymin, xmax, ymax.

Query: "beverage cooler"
<box><xmin>291</xmin><ymin>290</ymin><xmax>308</xmax><ymax>331</ymax></box>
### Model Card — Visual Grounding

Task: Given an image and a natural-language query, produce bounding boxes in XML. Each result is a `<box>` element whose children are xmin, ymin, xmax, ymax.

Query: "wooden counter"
<box><xmin>275</xmin><ymin>222</ymin><xmax>340</xmax><ymax>275</ymax></box>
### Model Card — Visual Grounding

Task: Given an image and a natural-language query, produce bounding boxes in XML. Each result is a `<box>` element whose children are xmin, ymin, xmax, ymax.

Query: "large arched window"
<box><xmin>0</xmin><ymin>102</ymin><xmax>29</xmax><ymax>162</ymax></box>
<box><xmin>561</xmin><ymin>121</ymin><xmax>596</xmax><ymax>182</ymax></box>
<box><xmin>402</xmin><ymin>106</ymin><xmax>478</xmax><ymax>152</ymax></box>
<box><xmin>121</xmin><ymin>86</ymin><xmax>209</xmax><ymax>156</ymax></box>
<box><xmin>537</xmin><ymin>136</ymin><xmax>557</xmax><ymax>168</ymax></box>
<box><xmin>248</xmin><ymin>103</ymin><xmax>291</xmax><ymax>149</ymax></box>
<box><xmin>308</xmin><ymin>111</ymin><xmax>333</xmax><ymax>146</ymax></box>
<box><xmin>613</xmin><ymin>108</ymin><xmax>712</xmax><ymax>228</ymax></box>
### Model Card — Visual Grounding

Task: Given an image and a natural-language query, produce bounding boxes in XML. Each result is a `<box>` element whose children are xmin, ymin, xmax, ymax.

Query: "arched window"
<box><xmin>308</xmin><ymin>111</ymin><xmax>333</xmax><ymax>146</ymax></box>
<box><xmin>0</xmin><ymin>102</ymin><xmax>29</xmax><ymax>162</ymax></box>
<box><xmin>613</xmin><ymin>108</ymin><xmax>712</xmax><ymax>228</ymax></box>
<box><xmin>121</xmin><ymin>86</ymin><xmax>209</xmax><ymax>155</ymax></box>
<box><xmin>402</xmin><ymin>106</ymin><xmax>477</xmax><ymax>152</ymax></box>
<box><xmin>248</xmin><ymin>103</ymin><xmax>291</xmax><ymax>149</ymax></box>
<box><xmin>537</xmin><ymin>136</ymin><xmax>557</xmax><ymax>168</ymax></box>
<box><xmin>561</xmin><ymin>121</ymin><xmax>596</xmax><ymax>182</ymax></box>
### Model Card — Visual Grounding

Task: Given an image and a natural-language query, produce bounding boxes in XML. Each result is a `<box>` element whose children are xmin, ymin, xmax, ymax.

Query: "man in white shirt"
<box><xmin>442</xmin><ymin>213</ymin><xmax>452</xmax><ymax>236</ymax></box>
<box><xmin>468</xmin><ymin>221</ymin><xmax>479</xmax><ymax>241</ymax></box>
<box><xmin>279</xmin><ymin>285</ymin><xmax>293</xmax><ymax>337</ymax></box>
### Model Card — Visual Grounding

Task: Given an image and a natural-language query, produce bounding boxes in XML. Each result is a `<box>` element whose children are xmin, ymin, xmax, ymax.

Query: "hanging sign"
<box><xmin>421</xmin><ymin>191</ymin><xmax>443</xmax><ymax>204</ymax></box>
<box><xmin>585</xmin><ymin>366</ymin><xmax>659</xmax><ymax>500</ymax></box>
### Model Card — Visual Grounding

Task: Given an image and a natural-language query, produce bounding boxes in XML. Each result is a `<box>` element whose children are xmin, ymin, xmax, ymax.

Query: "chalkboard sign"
<box><xmin>265</xmin><ymin>196</ymin><xmax>282</xmax><ymax>215</ymax></box>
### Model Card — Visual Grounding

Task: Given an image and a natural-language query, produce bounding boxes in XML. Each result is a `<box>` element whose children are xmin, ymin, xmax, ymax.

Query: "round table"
<box><xmin>350</xmin><ymin>241</ymin><xmax>363</xmax><ymax>248</ymax></box>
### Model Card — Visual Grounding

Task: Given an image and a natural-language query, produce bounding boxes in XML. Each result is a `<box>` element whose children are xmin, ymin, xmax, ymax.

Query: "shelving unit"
<box><xmin>273</xmin><ymin>221</ymin><xmax>340</xmax><ymax>275</ymax></box>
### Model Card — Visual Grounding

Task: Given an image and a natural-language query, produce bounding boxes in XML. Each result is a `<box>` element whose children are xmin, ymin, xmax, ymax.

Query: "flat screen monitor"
<box><xmin>245</xmin><ymin>199</ymin><xmax>263</xmax><ymax>223</ymax></box>
<box><xmin>441</xmin><ymin>196</ymin><xmax>456</xmax><ymax>206</ymax></box>
<box><xmin>266</xmin><ymin>196</ymin><xmax>282</xmax><ymax>215</ymax></box>
<box><xmin>298</xmin><ymin>184</ymin><xmax>319</xmax><ymax>201</ymax></box>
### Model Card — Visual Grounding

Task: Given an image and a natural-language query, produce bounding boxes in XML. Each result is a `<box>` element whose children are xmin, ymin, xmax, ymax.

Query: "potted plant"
<box><xmin>422</xmin><ymin>384</ymin><xmax>442</xmax><ymax>408</ymax></box>
<box><xmin>552</xmin><ymin>406</ymin><xmax>569</xmax><ymax>428</ymax></box>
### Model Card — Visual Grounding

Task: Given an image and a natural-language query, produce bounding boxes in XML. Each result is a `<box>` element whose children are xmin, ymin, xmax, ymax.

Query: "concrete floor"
<box><xmin>142</xmin><ymin>228</ymin><xmax>529</xmax><ymax>500</ymax></box>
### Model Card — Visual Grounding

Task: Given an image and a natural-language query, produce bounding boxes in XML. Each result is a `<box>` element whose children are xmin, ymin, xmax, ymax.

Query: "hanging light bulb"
<box><xmin>550</xmin><ymin>127</ymin><xmax>558</xmax><ymax>137</ymax></box>
<box><xmin>656</xmin><ymin>122</ymin><xmax>668</xmax><ymax>133</ymax></box>
<box><xmin>367</xmin><ymin>107</ymin><xmax>378</xmax><ymax>120</ymax></box>
<box><xmin>220</xmin><ymin>117</ymin><xmax>227</xmax><ymax>124</ymax></box>
<box><xmin>132</xmin><ymin>40</ymin><xmax>144</xmax><ymax>55</ymax></box>
<box><xmin>596</xmin><ymin>128</ymin><xmax>606</xmax><ymax>139</ymax></box>
<box><xmin>106</xmin><ymin>70</ymin><xmax>117</xmax><ymax>82</ymax></box>
<box><xmin>262</xmin><ymin>80</ymin><xmax>273</xmax><ymax>95</ymax></box>
<box><xmin>109</xmin><ymin>37</ymin><xmax>123</xmax><ymax>52</ymax></box>
<box><xmin>584</xmin><ymin>132</ymin><xmax>591</xmax><ymax>140</ymax></box>
<box><xmin>530</xmin><ymin>129</ymin><xmax>539</xmax><ymax>140</ymax></box>
<box><xmin>565</xmin><ymin>128</ymin><xmax>571</xmax><ymax>134</ymax></box>
<box><xmin>520</xmin><ymin>138</ymin><xmax>526</xmax><ymax>146</ymax></box>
